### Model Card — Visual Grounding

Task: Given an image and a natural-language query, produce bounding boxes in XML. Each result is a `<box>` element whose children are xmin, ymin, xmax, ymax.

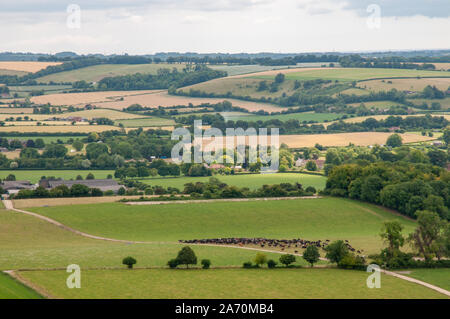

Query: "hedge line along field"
<box><xmin>115</xmin><ymin>117</ymin><xmax>176</xmax><ymax>127</ymax></box>
<box><xmin>140</xmin><ymin>173</ymin><xmax>326</xmax><ymax>190</ymax></box>
<box><xmin>0</xmin><ymin>170</ymin><xmax>116</xmax><ymax>183</ymax></box>
<box><xmin>218</xmin><ymin>111</ymin><xmax>341</xmax><ymax>122</ymax></box>
<box><xmin>18</xmin><ymin>268</ymin><xmax>446</xmax><ymax>299</ymax></box>
<box><xmin>35</xmin><ymin>63</ymin><xmax>187</xmax><ymax>83</ymax></box>
<box><xmin>0</xmin><ymin>208</ymin><xmax>291</xmax><ymax>270</ymax></box>
<box><xmin>0</xmin><ymin>135</ymin><xmax>85</xmax><ymax>143</ymax></box>
<box><xmin>357</xmin><ymin>77</ymin><xmax>450</xmax><ymax>93</ymax></box>
<box><xmin>28</xmin><ymin>197</ymin><xmax>417</xmax><ymax>254</ymax></box>
<box><xmin>250</xmin><ymin>67</ymin><xmax>450</xmax><ymax>82</ymax></box>
<box><xmin>0</xmin><ymin>272</ymin><xmax>43</xmax><ymax>299</ymax></box>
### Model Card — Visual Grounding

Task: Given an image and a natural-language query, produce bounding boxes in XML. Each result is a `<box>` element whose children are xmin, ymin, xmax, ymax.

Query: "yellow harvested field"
<box><xmin>0</xmin><ymin>125</ymin><xmax>119</xmax><ymax>133</ymax></box>
<box><xmin>431</xmin><ymin>63</ymin><xmax>450</xmax><ymax>71</ymax></box>
<box><xmin>0</xmin><ymin>108</ymin><xmax>34</xmax><ymax>114</ymax></box>
<box><xmin>0</xmin><ymin>61</ymin><xmax>62</xmax><ymax>73</ymax></box>
<box><xmin>30</xmin><ymin>90</ymin><xmax>285</xmax><ymax>113</ymax></box>
<box><xmin>200</xmin><ymin>132</ymin><xmax>434</xmax><ymax>148</ymax></box>
<box><xmin>51</xmin><ymin>108</ymin><xmax>145</xmax><ymax>120</ymax></box>
<box><xmin>30</xmin><ymin>90</ymin><xmax>162</xmax><ymax>106</ymax></box>
<box><xmin>358</xmin><ymin>78</ymin><xmax>450</xmax><ymax>92</ymax></box>
<box><xmin>322</xmin><ymin>114</ymin><xmax>450</xmax><ymax>127</ymax></box>
<box><xmin>1</xmin><ymin>150</ymin><xmax>21</xmax><ymax>159</ymax></box>
<box><xmin>93</xmin><ymin>91</ymin><xmax>287</xmax><ymax>113</ymax></box>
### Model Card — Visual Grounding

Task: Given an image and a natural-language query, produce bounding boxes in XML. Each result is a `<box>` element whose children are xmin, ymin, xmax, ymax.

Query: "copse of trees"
<box><xmin>325</xmin><ymin>162</ymin><xmax>449</xmax><ymax>220</ymax></box>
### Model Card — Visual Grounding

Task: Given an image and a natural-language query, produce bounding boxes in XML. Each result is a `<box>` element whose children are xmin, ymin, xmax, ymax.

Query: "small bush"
<box><xmin>122</xmin><ymin>256</ymin><xmax>137</xmax><ymax>269</ymax></box>
<box><xmin>167</xmin><ymin>258</ymin><xmax>179</xmax><ymax>269</ymax></box>
<box><xmin>243</xmin><ymin>261</ymin><xmax>253</xmax><ymax>269</ymax></box>
<box><xmin>279</xmin><ymin>254</ymin><xmax>296</xmax><ymax>267</ymax></box>
<box><xmin>267</xmin><ymin>259</ymin><xmax>277</xmax><ymax>268</ymax></box>
<box><xmin>201</xmin><ymin>259</ymin><xmax>211</xmax><ymax>269</ymax></box>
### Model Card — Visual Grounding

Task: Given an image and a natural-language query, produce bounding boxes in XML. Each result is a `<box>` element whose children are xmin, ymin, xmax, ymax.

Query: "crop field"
<box><xmin>250</xmin><ymin>68</ymin><xmax>450</xmax><ymax>82</ymax></box>
<box><xmin>28</xmin><ymin>197</ymin><xmax>416</xmax><ymax>254</ymax></box>
<box><xmin>115</xmin><ymin>117</ymin><xmax>175</xmax><ymax>127</ymax></box>
<box><xmin>219</xmin><ymin>111</ymin><xmax>341</xmax><ymax>122</ymax></box>
<box><xmin>0</xmin><ymin>61</ymin><xmax>62</xmax><ymax>73</ymax></box>
<box><xmin>203</xmin><ymin>132</ymin><xmax>435</xmax><ymax>148</ymax></box>
<box><xmin>30</xmin><ymin>90</ymin><xmax>161</xmax><ymax>106</ymax></box>
<box><xmin>52</xmin><ymin>108</ymin><xmax>144</xmax><ymax>120</ymax></box>
<box><xmin>91</xmin><ymin>91</ymin><xmax>287</xmax><ymax>113</ymax></box>
<box><xmin>0</xmin><ymin>272</ymin><xmax>43</xmax><ymax>299</ymax></box>
<box><xmin>430</xmin><ymin>63</ymin><xmax>450</xmax><ymax>71</ymax></box>
<box><xmin>8</xmin><ymin>85</ymin><xmax>72</xmax><ymax>97</ymax></box>
<box><xmin>0</xmin><ymin>170</ymin><xmax>115</xmax><ymax>183</ymax></box>
<box><xmin>35</xmin><ymin>63</ymin><xmax>187</xmax><ymax>83</ymax></box>
<box><xmin>18</xmin><ymin>268</ymin><xmax>446</xmax><ymax>299</ymax></box>
<box><xmin>358</xmin><ymin>77</ymin><xmax>450</xmax><ymax>92</ymax></box>
<box><xmin>0</xmin><ymin>124</ymin><xmax>119</xmax><ymax>133</ymax></box>
<box><xmin>0</xmin><ymin>107</ymin><xmax>34</xmax><ymax>114</ymax></box>
<box><xmin>405</xmin><ymin>269</ymin><xmax>450</xmax><ymax>291</ymax></box>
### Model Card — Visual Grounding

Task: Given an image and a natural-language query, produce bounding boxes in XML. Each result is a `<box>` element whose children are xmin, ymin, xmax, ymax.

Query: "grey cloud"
<box><xmin>333</xmin><ymin>0</ymin><xmax>450</xmax><ymax>18</ymax></box>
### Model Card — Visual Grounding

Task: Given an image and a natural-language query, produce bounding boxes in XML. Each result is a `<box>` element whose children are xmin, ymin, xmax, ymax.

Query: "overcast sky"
<box><xmin>0</xmin><ymin>0</ymin><xmax>449</xmax><ymax>54</ymax></box>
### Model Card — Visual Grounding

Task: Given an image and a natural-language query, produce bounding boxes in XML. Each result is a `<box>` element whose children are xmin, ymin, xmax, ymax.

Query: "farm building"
<box><xmin>0</xmin><ymin>180</ymin><xmax>36</xmax><ymax>195</ymax></box>
<box><xmin>42</xmin><ymin>179</ymin><xmax>122</xmax><ymax>193</ymax></box>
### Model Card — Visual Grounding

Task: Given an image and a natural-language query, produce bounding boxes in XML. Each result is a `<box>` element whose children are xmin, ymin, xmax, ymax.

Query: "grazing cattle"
<box><xmin>179</xmin><ymin>237</ymin><xmax>356</xmax><ymax>252</ymax></box>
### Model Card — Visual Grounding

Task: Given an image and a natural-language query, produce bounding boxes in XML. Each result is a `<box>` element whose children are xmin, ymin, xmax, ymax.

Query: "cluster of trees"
<box><xmin>11</xmin><ymin>183</ymin><xmax>117</xmax><ymax>199</ymax></box>
<box><xmin>325</xmin><ymin>161</ymin><xmax>449</xmax><ymax>220</ymax></box>
<box><xmin>372</xmin><ymin>213</ymin><xmax>450</xmax><ymax>268</ymax></box>
<box><xmin>176</xmin><ymin>112</ymin><xmax>448</xmax><ymax>136</ymax></box>
<box><xmin>337</xmin><ymin>54</ymin><xmax>448</xmax><ymax>70</ymax></box>
<box><xmin>167</xmin><ymin>246</ymin><xmax>210</xmax><ymax>269</ymax></box>
<box><xmin>97</xmin><ymin>66</ymin><xmax>226</xmax><ymax>91</ymax></box>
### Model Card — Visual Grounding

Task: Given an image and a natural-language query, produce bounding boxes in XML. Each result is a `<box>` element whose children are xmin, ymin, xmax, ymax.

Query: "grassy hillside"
<box><xmin>19</xmin><ymin>268</ymin><xmax>446</xmax><ymax>299</ymax></box>
<box><xmin>0</xmin><ymin>272</ymin><xmax>42</xmax><ymax>299</ymax></box>
<box><xmin>36</xmin><ymin>63</ymin><xmax>187</xmax><ymax>83</ymax></box>
<box><xmin>406</xmin><ymin>269</ymin><xmax>450</xmax><ymax>291</ymax></box>
<box><xmin>28</xmin><ymin>197</ymin><xmax>416</xmax><ymax>254</ymax></box>
<box><xmin>0</xmin><ymin>209</ymin><xmax>287</xmax><ymax>270</ymax></box>
<box><xmin>254</xmin><ymin>68</ymin><xmax>450</xmax><ymax>82</ymax></box>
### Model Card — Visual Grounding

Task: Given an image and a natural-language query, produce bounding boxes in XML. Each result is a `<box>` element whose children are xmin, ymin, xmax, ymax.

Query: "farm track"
<box><xmin>3</xmin><ymin>199</ymin><xmax>450</xmax><ymax>297</ymax></box>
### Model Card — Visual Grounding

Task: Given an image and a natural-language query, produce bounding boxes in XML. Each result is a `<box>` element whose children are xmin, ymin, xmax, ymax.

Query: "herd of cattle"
<box><xmin>179</xmin><ymin>237</ymin><xmax>361</xmax><ymax>254</ymax></box>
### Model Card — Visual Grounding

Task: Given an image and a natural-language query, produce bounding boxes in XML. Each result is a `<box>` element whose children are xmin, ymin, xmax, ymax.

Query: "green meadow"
<box><xmin>28</xmin><ymin>197</ymin><xmax>416</xmax><ymax>254</ymax></box>
<box><xmin>141</xmin><ymin>173</ymin><xmax>326</xmax><ymax>190</ymax></box>
<box><xmin>253</xmin><ymin>68</ymin><xmax>450</xmax><ymax>82</ymax></box>
<box><xmin>406</xmin><ymin>269</ymin><xmax>450</xmax><ymax>291</ymax></box>
<box><xmin>0</xmin><ymin>272</ymin><xmax>43</xmax><ymax>299</ymax></box>
<box><xmin>19</xmin><ymin>268</ymin><xmax>446</xmax><ymax>299</ymax></box>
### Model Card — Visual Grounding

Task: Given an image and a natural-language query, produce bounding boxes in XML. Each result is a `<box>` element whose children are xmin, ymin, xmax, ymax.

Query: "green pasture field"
<box><xmin>409</xmin><ymin>97</ymin><xmax>450</xmax><ymax>110</ymax></box>
<box><xmin>219</xmin><ymin>111</ymin><xmax>342</xmax><ymax>122</ymax></box>
<box><xmin>253</xmin><ymin>68</ymin><xmax>450</xmax><ymax>83</ymax></box>
<box><xmin>141</xmin><ymin>173</ymin><xmax>327</xmax><ymax>190</ymax></box>
<box><xmin>0</xmin><ymin>69</ymin><xmax>28</xmax><ymax>76</ymax></box>
<box><xmin>348</xmin><ymin>101</ymin><xmax>407</xmax><ymax>109</ymax></box>
<box><xmin>405</xmin><ymin>269</ymin><xmax>450</xmax><ymax>291</ymax></box>
<box><xmin>8</xmin><ymin>85</ymin><xmax>72</xmax><ymax>97</ymax></box>
<box><xmin>209</xmin><ymin>64</ymin><xmax>290</xmax><ymax>76</ymax></box>
<box><xmin>28</xmin><ymin>197</ymin><xmax>417</xmax><ymax>254</ymax></box>
<box><xmin>0</xmin><ymin>272</ymin><xmax>42</xmax><ymax>299</ymax></box>
<box><xmin>2</xmin><ymin>135</ymin><xmax>85</xmax><ymax>143</ymax></box>
<box><xmin>0</xmin><ymin>170</ymin><xmax>115</xmax><ymax>183</ymax></box>
<box><xmin>19</xmin><ymin>268</ymin><xmax>446</xmax><ymax>299</ymax></box>
<box><xmin>115</xmin><ymin>117</ymin><xmax>175</xmax><ymax>127</ymax></box>
<box><xmin>0</xmin><ymin>209</ymin><xmax>301</xmax><ymax>270</ymax></box>
<box><xmin>35</xmin><ymin>63</ymin><xmax>187</xmax><ymax>83</ymax></box>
